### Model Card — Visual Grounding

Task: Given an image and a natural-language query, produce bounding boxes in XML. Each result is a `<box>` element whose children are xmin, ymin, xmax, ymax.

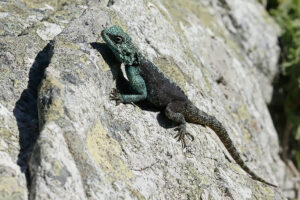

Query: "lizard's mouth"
<box><xmin>101</xmin><ymin>31</ymin><xmax>119</xmax><ymax>52</ymax></box>
<box><xmin>101</xmin><ymin>30</ymin><xmax>125</xmax><ymax>63</ymax></box>
<box><xmin>101</xmin><ymin>30</ymin><xmax>110</xmax><ymax>43</ymax></box>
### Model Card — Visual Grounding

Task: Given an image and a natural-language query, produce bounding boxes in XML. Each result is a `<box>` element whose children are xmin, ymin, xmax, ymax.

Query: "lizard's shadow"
<box><xmin>90</xmin><ymin>42</ymin><xmax>175</xmax><ymax>129</ymax></box>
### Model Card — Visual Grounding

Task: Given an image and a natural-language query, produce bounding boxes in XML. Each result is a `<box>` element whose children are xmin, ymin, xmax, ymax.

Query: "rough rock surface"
<box><xmin>0</xmin><ymin>0</ymin><xmax>292</xmax><ymax>199</ymax></box>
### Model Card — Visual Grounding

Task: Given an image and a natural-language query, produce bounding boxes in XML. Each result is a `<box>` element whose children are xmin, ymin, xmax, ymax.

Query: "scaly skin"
<box><xmin>101</xmin><ymin>25</ymin><xmax>277</xmax><ymax>187</ymax></box>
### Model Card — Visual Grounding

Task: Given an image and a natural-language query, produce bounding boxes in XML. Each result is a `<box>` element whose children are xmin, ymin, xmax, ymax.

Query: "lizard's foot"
<box><xmin>110</xmin><ymin>88</ymin><xmax>121</xmax><ymax>106</ymax></box>
<box><xmin>174</xmin><ymin>125</ymin><xmax>194</xmax><ymax>148</ymax></box>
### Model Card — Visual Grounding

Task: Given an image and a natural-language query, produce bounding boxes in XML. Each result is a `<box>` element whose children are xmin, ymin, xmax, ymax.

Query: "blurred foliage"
<box><xmin>267</xmin><ymin>0</ymin><xmax>300</xmax><ymax>171</ymax></box>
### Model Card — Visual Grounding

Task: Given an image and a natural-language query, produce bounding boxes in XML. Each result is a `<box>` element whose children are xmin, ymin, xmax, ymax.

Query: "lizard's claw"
<box><xmin>110</xmin><ymin>88</ymin><xmax>121</xmax><ymax>106</ymax></box>
<box><xmin>174</xmin><ymin>126</ymin><xmax>194</xmax><ymax>148</ymax></box>
<box><xmin>187</xmin><ymin>133</ymin><xmax>194</xmax><ymax>141</ymax></box>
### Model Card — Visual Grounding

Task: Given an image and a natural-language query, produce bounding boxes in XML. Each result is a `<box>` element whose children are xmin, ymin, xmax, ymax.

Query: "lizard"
<box><xmin>101</xmin><ymin>25</ymin><xmax>277</xmax><ymax>187</ymax></box>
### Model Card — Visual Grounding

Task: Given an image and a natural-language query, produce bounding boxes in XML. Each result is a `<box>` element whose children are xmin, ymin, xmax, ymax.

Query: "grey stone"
<box><xmin>0</xmin><ymin>0</ymin><xmax>293</xmax><ymax>199</ymax></box>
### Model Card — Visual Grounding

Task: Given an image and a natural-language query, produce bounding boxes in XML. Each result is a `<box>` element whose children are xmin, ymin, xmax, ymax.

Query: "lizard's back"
<box><xmin>138</xmin><ymin>56</ymin><xmax>188</xmax><ymax>108</ymax></box>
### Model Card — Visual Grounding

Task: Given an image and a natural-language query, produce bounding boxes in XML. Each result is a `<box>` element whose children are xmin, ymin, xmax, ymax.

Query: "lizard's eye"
<box><xmin>113</xmin><ymin>36</ymin><xmax>123</xmax><ymax>44</ymax></box>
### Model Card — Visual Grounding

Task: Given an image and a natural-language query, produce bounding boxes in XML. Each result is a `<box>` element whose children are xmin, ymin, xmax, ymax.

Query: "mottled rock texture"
<box><xmin>0</xmin><ymin>0</ymin><xmax>292</xmax><ymax>199</ymax></box>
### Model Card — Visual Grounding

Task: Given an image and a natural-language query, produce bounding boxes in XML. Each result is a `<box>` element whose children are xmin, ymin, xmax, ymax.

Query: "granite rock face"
<box><xmin>0</xmin><ymin>0</ymin><xmax>291</xmax><ymax>199</ymax></box>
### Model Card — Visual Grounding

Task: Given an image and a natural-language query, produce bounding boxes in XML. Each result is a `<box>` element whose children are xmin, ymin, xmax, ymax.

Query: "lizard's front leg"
<box><xmin>165</xmin><ymin>101</ymin><xmax>194</xmax><ymax>148</ymax></box>
<box><xmin>110</xmin><ymin>65</ymin><xmax>147</xmax><ymax>104</ymax></box>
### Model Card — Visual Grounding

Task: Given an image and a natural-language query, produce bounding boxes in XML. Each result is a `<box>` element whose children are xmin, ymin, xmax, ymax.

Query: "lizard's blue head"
<box><xmin>101</xmin><ymin>25</ymin><xmax>138</xmax><ymax>66</ymax></box>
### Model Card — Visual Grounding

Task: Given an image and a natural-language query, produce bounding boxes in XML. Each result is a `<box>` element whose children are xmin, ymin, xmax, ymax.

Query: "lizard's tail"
<box><xmin>184</xmin><ymin>104</ymin><xmax>277</xmax><ymax>187</ymax></box>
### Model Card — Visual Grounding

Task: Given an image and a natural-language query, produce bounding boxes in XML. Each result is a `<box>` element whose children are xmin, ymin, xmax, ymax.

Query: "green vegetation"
<box><xmin>267</xmin><ymin>0</ymin><xmax>300</xmax><ymax>171</ymax></box>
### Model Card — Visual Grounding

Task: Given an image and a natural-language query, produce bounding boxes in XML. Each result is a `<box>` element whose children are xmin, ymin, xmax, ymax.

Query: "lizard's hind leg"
<box><xmin>165</xmin><ymin>102</ymin><xmax>194</xmax><ymax>148</ymax></box>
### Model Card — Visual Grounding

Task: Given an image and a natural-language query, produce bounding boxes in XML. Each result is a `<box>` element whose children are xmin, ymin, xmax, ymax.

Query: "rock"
<box><xmin>0</xmin><ymin>0</ymin><xmax>291</xmax><ymax>199</ymax></box>
<box><xmin>0</xmin><ymin>1</ymin><xmax>88</xmax><ymax>199</ymax></box>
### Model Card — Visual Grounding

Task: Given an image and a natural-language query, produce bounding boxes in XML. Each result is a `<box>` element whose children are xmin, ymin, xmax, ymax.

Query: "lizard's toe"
<box><xmin>186</xmin><ymin>132</ymin><xmax>194</xmax><ymax>141</ymax></box>
<box><xmin>110</xmin><ymin>88</ymin><xmax>118</xmax><ymax>98</ymax></box>
<box><xmin>174</xmin><ymin>125</ymin><xmax>193</xmax><ymax>148</ymax></box>
<box><xmin>110</xmin><ymin>88</ymin><xmax>121</xmax><ymax>105</ymax></box>
<box><xmin>181</xmin><ymin>137</ymin><xmax>187</xmax><ymax>148</ymax></box>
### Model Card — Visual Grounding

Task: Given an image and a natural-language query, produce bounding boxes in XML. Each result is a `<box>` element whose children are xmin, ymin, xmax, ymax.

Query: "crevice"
<box><xmin>216</xmin><ymin>76</ymin><xmax>226</xmax><ymax>85</ymax></box>
<box><xmin>131</xmin><ymin>161</ymin><xmax>158</xmax><ymax>171</ymax></box>
<box><xmin>13</xmin><ymin>40</ymin><xmax>54</xmax><ymax>195</ymax></box>
<box><xmin>268</xmin><ymin>73</ymin><xmax>288</xmax><ymax>149</ymax></box>
<box><xmin>107</xmin><ymin>0</ymin><xmax>115</xmax><ymax>7</ymax></box>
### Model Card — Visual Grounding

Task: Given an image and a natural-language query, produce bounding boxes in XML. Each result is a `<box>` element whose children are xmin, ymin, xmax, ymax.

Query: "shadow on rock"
<box><xmin>13</xmin><ymin>41</ymin><xmax>54</xmax><ymax>187</ymax></box>
<box><xmin>90</xmin><ymin>42</ymin><xmax>131</xmax><ymax>93</ymax></box>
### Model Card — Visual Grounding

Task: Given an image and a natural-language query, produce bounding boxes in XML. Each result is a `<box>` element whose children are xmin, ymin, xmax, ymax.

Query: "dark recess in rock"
<box><xmin>13</xmin><ymin>40</ymin><xmax>54</xmax><ymax>189</ymax></box>
<box><xmin>107</xmin><ymin>0</ymin><xmax>115</xmax><ymax>7</ymax></box>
